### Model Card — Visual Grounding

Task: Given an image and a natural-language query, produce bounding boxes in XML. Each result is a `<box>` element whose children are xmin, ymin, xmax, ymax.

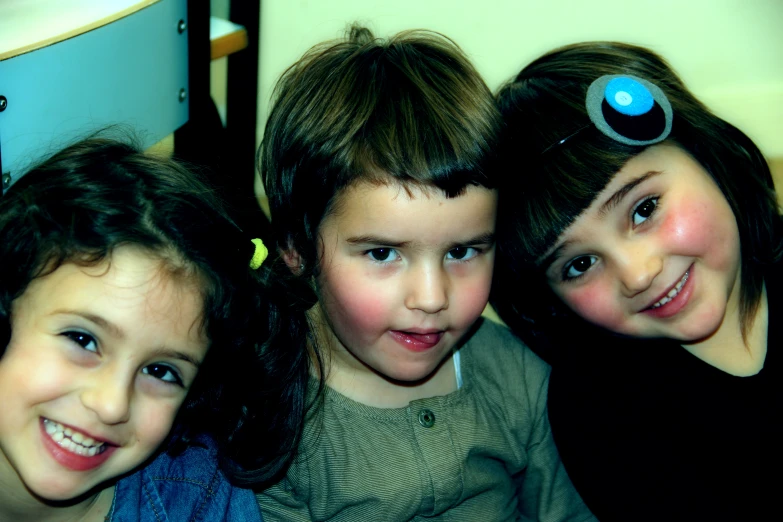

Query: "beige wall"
<box><xmin>256</xmin><ymin>0</ymin><xmax>783</xmax><ymax>165</ymax></box>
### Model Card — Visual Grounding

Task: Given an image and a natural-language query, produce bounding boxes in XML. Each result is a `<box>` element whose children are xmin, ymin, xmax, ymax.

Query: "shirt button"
<box><xmin>418</xmin><ymin>409</ymin><xmax>435</xmax><ymax>428</ymax></box>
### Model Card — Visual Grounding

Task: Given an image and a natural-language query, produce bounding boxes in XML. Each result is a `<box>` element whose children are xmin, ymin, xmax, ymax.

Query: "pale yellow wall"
<box><xmin>257</xmin><ymin>0</ymin><xmax>783</xmax><ymax>168</ymax></box>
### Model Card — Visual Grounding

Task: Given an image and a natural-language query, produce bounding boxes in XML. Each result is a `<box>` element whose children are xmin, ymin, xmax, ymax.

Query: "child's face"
<box><xmin>543</xmin><ymin>144</ymin><xmax>742</xmax><ymax>343</ymax></box>
<box><xmin>0</xmin><ymin>246</ymin><xmax>208</xmax><ymax>501</ymax></box>
<box><xmin>315</xmin><ymin>181</ymin><xmax>497</xmax><ymax>383</ymax></box>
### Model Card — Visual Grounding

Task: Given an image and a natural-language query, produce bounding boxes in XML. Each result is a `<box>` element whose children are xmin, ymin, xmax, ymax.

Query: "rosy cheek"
<box><xmin>339</xmin><ymin>299</ymin><xmax>387</xmax><ymax>332</ymax></box>
<box><xmin>457</xmin><ymin>279</ymin><xmax>492</xmax><ymax>326</ymax></box>
<box><xmin>323</xmin><ymin>278</ymin><xmax>391</xmax><ymax>333</ymax></box>
<box><xmin>662</xmin><ymin>206</ymin><xmax>705</xmax><ymax>248</ymax></box>
<box><xmin>562</xmin><ymin>285</ymin><xmax>626</xmax><ymax>332</ymax></box>
<box><xmin>663</xmin><ymin>196</ymin><xmax>737</xmax><ymax>254</ymax></box>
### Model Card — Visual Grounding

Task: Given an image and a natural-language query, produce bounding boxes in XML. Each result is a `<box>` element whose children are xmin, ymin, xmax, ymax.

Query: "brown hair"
<box><xmin>259</xmin><ymin>25</ymin><xmax>501</xmax><ymax>278</ymax></box>
<box><xmin>492</xmin><ymin>41</ymin><xmax>782</xmax><ymax>345</ymax></box>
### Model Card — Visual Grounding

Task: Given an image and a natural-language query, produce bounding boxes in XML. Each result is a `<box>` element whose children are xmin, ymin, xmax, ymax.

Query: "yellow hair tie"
<box><xmin>249</xmin><ymin>238</ymin><xmax>268</xmax><ymax>269</ymax></box>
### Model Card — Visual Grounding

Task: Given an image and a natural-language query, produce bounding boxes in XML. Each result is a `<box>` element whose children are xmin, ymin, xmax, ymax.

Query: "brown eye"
<box><xmin>450</xmin><ymin>247</ymin><xmax>468</xmax><ymax>259</ymax></box>
<box><xmin>447</xmin><ymin>247</ymin><xmax>478</xmax><ymax>261</ymax></box>
<box><xmin>572</xmin><ymin>257</ymin><xmax>592</xmax><ymax>272</ymax></box>
<box><xmin>63</xmin><ymin>331</ymin><xmax>98</xmax><ymax>352</ymax></box>
<box><xmin>564</xmin><ymin>255</ymin><xmax>598</xmax><ymax>280</ymax></box>
<box><xmin>142</xmin><ymin>363</ymin><xmax>183</xmax><ymax>386</ymax></box>
<box><xmin>632</xmin><ymin>197</ymin><xmax>658</xmax><ymax>226</ymax></box>
<box><xmin>368</xmin><ymin>248</ymin><xmax>395</xmax><ymax>262</ymax></box>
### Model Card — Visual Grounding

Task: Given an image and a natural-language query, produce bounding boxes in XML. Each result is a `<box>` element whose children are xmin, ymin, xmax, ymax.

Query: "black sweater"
<box><xmin>548</xmin><ymin>268</ymin><xmax>783</xmax><ymax>521</ymax></box>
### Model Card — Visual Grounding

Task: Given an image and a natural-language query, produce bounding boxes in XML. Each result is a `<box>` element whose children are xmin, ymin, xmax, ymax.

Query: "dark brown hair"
<box><xmin>259</xmin><ymin>25</ymin><xmax>501</xmax><ymax>278</ymax></box>
<box><xmin>0</xmin><ymin>137</ymin><xmax>311</xmax><ymax>486</ymax></box>
<box><xmin>492</xmin><ymin>41</ymin><xmax>782</xmax><ymax>348</ymax></box>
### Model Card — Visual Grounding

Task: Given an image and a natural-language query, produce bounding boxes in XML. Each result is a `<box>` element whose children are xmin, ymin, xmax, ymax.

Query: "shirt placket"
<box><xmin>408</xmin><ymin>398</ymin><xmax>463</xmax><ymax>515</ymax></box>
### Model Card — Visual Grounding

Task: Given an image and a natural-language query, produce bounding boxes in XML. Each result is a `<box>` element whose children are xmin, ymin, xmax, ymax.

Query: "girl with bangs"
<box><xmin>492</xmin><ymin>42</ymin><xmax>783</xmax><ymax>521</ymax></box>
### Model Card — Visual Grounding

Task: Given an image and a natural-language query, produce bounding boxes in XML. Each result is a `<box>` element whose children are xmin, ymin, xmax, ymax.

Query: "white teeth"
<box><xmin>42</xmin><ymin>419</ymin><xmax>106</xmax><ymax>455</ymax></box>
<box><xmin>652</xmin><ymin>270</ymin><xmax>690</xmax><ymax>308</ymax></box>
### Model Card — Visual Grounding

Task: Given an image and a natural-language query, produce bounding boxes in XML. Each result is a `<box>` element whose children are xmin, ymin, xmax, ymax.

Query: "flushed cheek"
<box><xmin>321</xmin><ymin>278</ymin><xmax>393</xmax><ymax>337</ymax></box>
<box><xmin>664</xmin><ymin>199</ymin><xmax>739</xmax><ymax>268</ymax></box>
<box><xmin>455</xmin><ymin>279</ymin><xmax>492</xmax><ymax>328</ymax></box>
<box><xmin>562</xmin><ymin>285</ymin><xmax>632</xmax><ymax>334</ymax></box>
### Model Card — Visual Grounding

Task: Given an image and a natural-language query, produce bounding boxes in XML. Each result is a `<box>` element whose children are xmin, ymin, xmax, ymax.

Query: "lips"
<box><xmin>389</xmin><ymin>330</ymin><xmax>444</xmax><ymax>352</ymax></box>
<box><xmin>642</xmin><ymin>265</ymin><xmax>694</xmax><ymax>318</ymax></box>
<box><xmin>40</xmin><ymin>418</ymin><xmax>117</xmax><ymax>471</ymax></box>
<box><xmin>650</xmin><ymin>269</ymin><xmax>689</xmax><ymax>309</ymax></box>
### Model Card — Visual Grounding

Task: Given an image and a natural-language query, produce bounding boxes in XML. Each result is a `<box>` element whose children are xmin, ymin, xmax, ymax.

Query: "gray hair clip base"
<box><xmin>586</xmin><ymin>74</ymin><xmax>673</xmax><ymax>146</ymax></box>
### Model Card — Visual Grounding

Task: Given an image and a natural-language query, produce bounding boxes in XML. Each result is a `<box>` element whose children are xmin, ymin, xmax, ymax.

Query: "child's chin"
<box><xmin>380</xmin><ymin>360</ymin><xmax>447</xmax><ymax>385</ymax></box>
<box><xmin>32</xmin><ymin>483</ymin><xmax>95</xmax><ymax>505</ymax></box>
<box><xmin>25</xmin><ymin>471</ymin><xmax>110</xmax><ymax>506</ymax></box>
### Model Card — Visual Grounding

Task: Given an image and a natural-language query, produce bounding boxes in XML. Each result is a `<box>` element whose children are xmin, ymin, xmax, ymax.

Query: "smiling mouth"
<box><xmin>649</xmin><ymin>269</ymin><xmax>690</xmax><ymax>309</ymax></box>
<box><xmin>43</xmin><ymin>419</ymin><xmax>108</xmax><ymax>457</ymax></box>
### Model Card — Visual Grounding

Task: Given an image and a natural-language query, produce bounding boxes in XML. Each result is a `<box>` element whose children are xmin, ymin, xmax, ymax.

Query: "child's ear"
<box><xmin>280</xmin><ymin>238</ymin><xmax>304</xmax><ymax>275</ymax></box>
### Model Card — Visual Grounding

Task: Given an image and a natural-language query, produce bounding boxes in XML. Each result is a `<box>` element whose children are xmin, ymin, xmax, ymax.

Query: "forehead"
<box><xmin>576</xmin><ymin>144</ymin><xmax>701</xmax><ymax>213</ymax></box>
<box><xmin>324</xmin><ymin>180</ymin><xmax>498</xmax><ymax>237</ymax></box>
<box><xmin>15</xmin><ymin>247</ymin><xmax>206</xmax><ymax>342</ymax></box>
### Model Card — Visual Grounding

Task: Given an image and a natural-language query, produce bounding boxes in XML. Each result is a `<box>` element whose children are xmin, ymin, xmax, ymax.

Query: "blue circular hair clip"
<box><xmin>586</xmin><ymin>74</ymin><xmax>672</xmax><ymax>146</ymax></box>
<box><xmin>604</xmin><ymin>77</ymin><xmax>653</xmax><ymax>116</ymax></box>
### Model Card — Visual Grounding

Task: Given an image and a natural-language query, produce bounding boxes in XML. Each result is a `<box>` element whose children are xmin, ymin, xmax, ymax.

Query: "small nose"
<box><xmin>616</xmin><ymin>245</ymin><xmax>663</xmax><ymax>297</ymax></box>
<box><xmin>80</xmin><ymin>366</ymin><xmax>132</xmax><ymax>425</ymax></box>
<box><xmin>405</xmin><ymin>264</ymin><xmax>449</xmax><ymax>314</ymax></box>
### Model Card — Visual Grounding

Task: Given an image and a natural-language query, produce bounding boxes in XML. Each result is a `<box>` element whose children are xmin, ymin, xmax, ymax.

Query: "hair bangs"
<box><xmin>497</xmin><ymin>71</ymin><xmax>638</xmax><ymax>262</ymax></box>
<box><xmin>340</xmin><ymin>41</ymin><xmax>497</xmax><ymax>197</ymax></box>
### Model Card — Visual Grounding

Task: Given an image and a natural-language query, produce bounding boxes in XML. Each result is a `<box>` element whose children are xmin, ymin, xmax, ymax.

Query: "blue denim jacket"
<box><xmin>107</xmin><ymin>437</ymin><xmax>263</xmax><ymax>521</ymax></box>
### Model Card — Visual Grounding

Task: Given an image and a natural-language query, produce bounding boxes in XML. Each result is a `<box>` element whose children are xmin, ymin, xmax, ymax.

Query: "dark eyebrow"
<box><xmin>148</xmin><ymin>349</ymin><xmax>202</xmax><ymax>369</ymax></box>
<box><xmin>347</xmin><ymin>232</ymin><xmax>495</xmax><ymax>249</ymax></box>
<box><xmin>451</xmin><ymin>232</ymin><xmax>496</xmax><ymax>248</ymax></box>
<box><xmin>599</xmin><ymin>170</ymin><xmax>662</xmax><ymax>216</ymax></box>
<box><xmin>52</xmin><ymin>310</ymin><xmax>202</xmax><ymax>368</ymax></box>
<box><xmin>53</xmin><ymin>310</ymin><xmax>126</xmax><ymax>340</ymax></box>
<box><xmin>346</xmin><ymin>236</ymin><xmax>409</xmax><ymax>248</ymax></box>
